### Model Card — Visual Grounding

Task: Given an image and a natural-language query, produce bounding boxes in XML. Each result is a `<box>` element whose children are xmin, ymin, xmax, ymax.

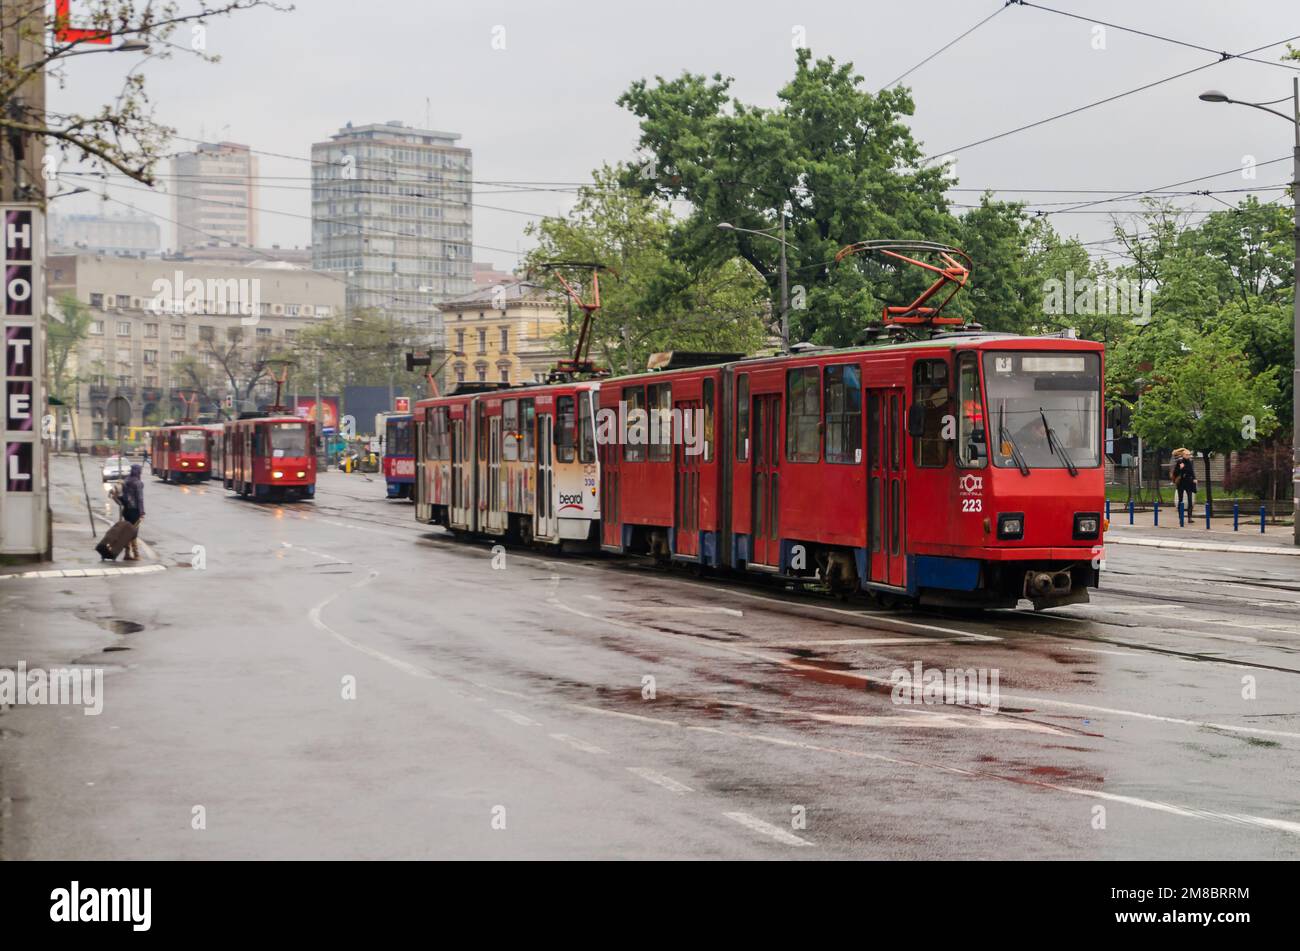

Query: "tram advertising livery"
<box><xmin>409</xmin><ymin>246</ymin><xmax>1106</xmax><ymax>611</ymax></box>
<box><xmin>382</xmin><ymin>413</ymin><xmax>415</xmax><ymax>499</ymax></box>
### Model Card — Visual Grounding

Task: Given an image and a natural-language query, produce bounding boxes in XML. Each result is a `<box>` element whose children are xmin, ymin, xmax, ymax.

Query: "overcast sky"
<box><xmin>48</xmin><ymin>0</ymin><xmax>1300</xmax><ymax>271</ymax></box>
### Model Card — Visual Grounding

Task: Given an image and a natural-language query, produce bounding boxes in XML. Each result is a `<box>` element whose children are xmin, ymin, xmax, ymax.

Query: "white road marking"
<box><xmin>494</xmin><ymin>708</ymin><xmax>540</xmax><ymax>728</ymax></box>
<box><xmin>307</xmin><ymin>571</ymin><xmax>440</xmax><ymax>681</ymax></box>
<box><xmin>549</xmin><ymin>733</ymin><xmax>608</xmax><ymax>755</ymax></box>
<box><xmin>772</xmin><ymin>636</ymin><xmax>965</xmax><ymax>647</ymax></box>
<box><xmin>627</xmin><ymin>767</ymin><xmax>693</xmax><ymax>794</ymax></box>
<box><xmin>724</xmin><ymin>811</ymin><xmax>815</xmax><ymax>847</ymax></box>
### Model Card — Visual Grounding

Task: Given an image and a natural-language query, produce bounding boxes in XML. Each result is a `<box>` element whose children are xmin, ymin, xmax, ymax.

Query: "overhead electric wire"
<box><xmin>880</xmin><ymin>2</ymin><xmax>1012</xmax><ymax>90</ymax></box>
<box><xmin>925</xmin><ymin>32</ymin><xmax>1300</xmax><ymax>161</ymax></box>
<box><xmin>1013</xmin><ymin>1</ymin><xmax>1300</xmax><ymax>72</ymax></box>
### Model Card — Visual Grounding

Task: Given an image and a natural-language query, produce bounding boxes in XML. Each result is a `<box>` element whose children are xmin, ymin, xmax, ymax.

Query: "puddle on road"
<box><xmin>105</xmin><ymin>620</ymin><xmax>144</xmax><ymax>636</ymax></box>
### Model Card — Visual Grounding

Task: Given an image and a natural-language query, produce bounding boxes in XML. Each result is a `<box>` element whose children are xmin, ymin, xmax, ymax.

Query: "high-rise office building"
<box><xmin>310</xmin><ymin>120</ymin><xmax>473</xmax><ymax>335</ymax></box>
<box><xmin>171</xmin><ymin>141</ymin><xmax>259</xmax><ymax>251</ymax></box>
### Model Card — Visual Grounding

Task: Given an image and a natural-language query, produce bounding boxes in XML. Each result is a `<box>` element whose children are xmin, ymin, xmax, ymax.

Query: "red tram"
<box><xmin>222</xmin><ymin>415</ymin><xmax>317</xmax><ymax>501</ymax></box>
<box><xmin>150</xmin><ymin>424</ymin><xmax>212</xmax><ymax>482</ymax></box>
<box><xmin>599</xmin><ymin>334</ymin><xmax>1105</xmax><ymax>610</ymax></box>
<box><xmin>412</xmin><ymin>380</ymin><xmax>600</xmax><ymax>546</ymax></box>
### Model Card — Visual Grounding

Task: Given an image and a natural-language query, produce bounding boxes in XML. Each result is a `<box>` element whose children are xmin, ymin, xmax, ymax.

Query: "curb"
<box><xmin>1106</xmin><ymin>535</ymin><xmax>1300</xmax><ymax>557</ymax></box>
<box><xmin>0</xmin><ymin>564</ymin><xmax>167</xmax><ymax>580</ymax></box>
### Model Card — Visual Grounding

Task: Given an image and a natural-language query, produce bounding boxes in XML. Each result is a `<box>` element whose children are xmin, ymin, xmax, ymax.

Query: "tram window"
<box><xmin>912</xmin><ymin>359</ymin><xmax>951</xmax><ymax>468</ymax></box>
<box><xmin>823</xmin><ymin>364</ymin><xmax>861</xmax><ymax>465</ymax></box>
<box><xmin>702</xmin><ymin>378</ymin><xmax>714</xmax><ymax>462</ymax></box>
<box><xmin>957</xmin><ymin>352</ymin><xmax>987</xmax><ymax>469</ymax></box>
<box><xmin>647</xmin><ymin>383</ymin><xmax>672</xmax><ymax>462</ymax></box>
<box><xmin>866</xmin><ymin>393</ymin><xmax>880</xmax><ymax>468</ymax></box>
<box><xmin>502</xmin><ymin>400</ymin><xmax>519</xmax><ymax>461</ymax></box>
<box><xmin>425</xmin><ymin>409</ymin><xmax>438</xmax><ymax>459</ymax></box>
<box><xmin>477</xmin><ymin>404</ymin><xmax>488</xmax><ymax>461</ymax></box>
<box><xmin>623</xmin><ymin>386</ymin><xmax>646</xmax><ymax>462</ymax></box>
<box><xmin>785</xmin><ymin>367</ymin><xmax>820</xmax><ymax>463</ymax></box>
<box><xmin>890</xmin><ymin>481</ymin><xmax>901</xmax><ymax>554</ymax></box>
<box><xmin>519</xmin><ymin>400</ymin><xmax>535</xmax><ymax>462</ymax></box>
<box><xmin>736</xmin><ymin>374</ymin><xmax>750</xmax><ymax>461</ymax></box>
<box><xmin>578</xmin><ymin>392</ymin><xmax>596</xmax><ymax>464</ymax></box>
<box><xmin>870</xmin><ymin>477</ymin><xmax>882</xmax><ymax>551</ymax></box>
<box><xmin>556</xmin><ymin>395</ymin><xmax>576</xmax><ymax>463</ymax></box>
<box><xmin>270</xmin><ymin>423</ymin><xmax>307</xmax><ymax>457</ymax></box>
<box><xmin>889</xmin><ymin>395</ymin><xmax>901</xmax><ymax>470</ymax></box>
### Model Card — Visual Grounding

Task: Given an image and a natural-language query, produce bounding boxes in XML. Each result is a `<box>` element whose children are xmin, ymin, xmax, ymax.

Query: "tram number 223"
<box><xmin>961</xmin><ymin>498</ymin><xmax>982</xmax><ymax>513</ymax></box>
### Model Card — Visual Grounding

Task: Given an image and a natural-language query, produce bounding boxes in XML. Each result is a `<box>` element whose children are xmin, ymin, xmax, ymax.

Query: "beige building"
<box><xmin>438</xmin><ymin>281</ymin><xmax>567</xmax><ymax>388</ymax></box>
<box><xmin>48</xmin><ymin>253</ymin><xmax>345</xmax><ymax>443</ymax></box>
<box><xmin>171</xmin><ymin>142</ymin><xmax>259</xmax><ymax>251</ymax></box>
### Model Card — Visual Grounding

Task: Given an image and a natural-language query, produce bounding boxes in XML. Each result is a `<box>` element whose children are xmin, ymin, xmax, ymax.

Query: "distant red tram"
<box><xmin>222</xmin><ymin>415</ymin><xmax>317</xmax><ymax>501</ymax></box>
<box><xmin>150</xmin><ymin>424</ymin><xmax>212</xmax><ymax>482</ymax></box>
<box><xmin>598</xmin><ymin>333</ymin><xmax>1105</xmax><ymax>610</ymax></box>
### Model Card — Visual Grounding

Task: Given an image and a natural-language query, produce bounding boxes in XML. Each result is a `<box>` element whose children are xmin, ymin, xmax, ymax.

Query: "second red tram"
<box><xmin>150</xmin><ymin>424</ymin><xmax>213</xmax><ymax>482</ymax></box>
<box><xmin>222</xmin><ymin>415</ymin><xmax>317</xmax><ymax>501</ymax></box>
<box><xmin>597</xmin><ymin>333</ymin><xmax>1105</xmax><ymax>610</ymax></box>
<box><xmin>413</xmin><ymin>380</ymin><xmax>600</xmax><ymax>546</ymax></box>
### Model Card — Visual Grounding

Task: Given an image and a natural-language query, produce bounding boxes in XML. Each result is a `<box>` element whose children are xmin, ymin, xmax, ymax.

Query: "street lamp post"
<box><xmin>718</xmin><ymin>218</ymin><xmax>791</xmax><ymax>351</ymax></box>
<box><xmin>1199</xmin><ymin>79</ymin><xmax>1300</xmax><ymax>544</ymax></box>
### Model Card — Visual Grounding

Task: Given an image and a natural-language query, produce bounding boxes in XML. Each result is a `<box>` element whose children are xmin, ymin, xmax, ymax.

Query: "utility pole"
<box><xmin>778</xmin><ymin>209</ymin><xmax>789</xmax><ymax>352</ymax></box>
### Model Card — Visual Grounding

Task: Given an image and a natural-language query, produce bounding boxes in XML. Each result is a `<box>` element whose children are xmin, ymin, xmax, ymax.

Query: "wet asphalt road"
<box><xmin>2</xmin><ymin>457</ymin><xmax>1299</xmax><ymax>859</ymax></box>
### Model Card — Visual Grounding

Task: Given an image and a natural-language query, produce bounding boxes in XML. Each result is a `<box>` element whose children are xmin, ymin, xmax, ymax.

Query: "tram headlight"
<box><xmin>1073</xmin><ymin>512</ymin><xmax>1101</xmax><ymax>539</ymax></box>
<box><xmin>272</xmin><ymin>470</ymin><xmax>284</xmax><ymax>480</ymax></box>
<box><xmin>296</xmin><ymin>471</ymin><xmax>306</xmax><ymax>478</ymax></box>
<box><xmin>181</xmin><ymin>461</ymin><xmax>188</xmax><ymax>467</ymax></box>
<box><xmin>997</xmin><ymin>513</ymin><xmax>1025</xmax><ymax>540</ymax></box>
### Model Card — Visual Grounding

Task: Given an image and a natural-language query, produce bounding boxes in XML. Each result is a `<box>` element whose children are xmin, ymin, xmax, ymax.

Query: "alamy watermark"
<box><xmin>149</xmin><ymin>270</ymin><xmax>262</xmax><ymax>325</ymax></box>
<box><xmin>0</xmin><ymin>663</ymin><xmax>104</xmax><ymax>716</ymax></box>
<box><xmin>890</xmin><ymin>662</ymin><xmax>1000</xmax><ymax>715</ymax></box>
<box><xmin>594</xmin><ymin>401</ymin><xmax>705</xmax><ymax>457</ymax></box>
<box><xmin>1042</xmin><ymin>272</ymin><xmax>1151</xmax><ymax>319</ymax></box>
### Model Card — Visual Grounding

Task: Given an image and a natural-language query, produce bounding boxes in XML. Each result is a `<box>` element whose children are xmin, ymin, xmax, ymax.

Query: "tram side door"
<box><xmin>866</xmin><ymin>388</ymin><xmax>906</xmax><ymax>588</ymax></box>
<box><xmin>450</xmin><ymin>416</ymin><xmax>470</xmax><ymax>528</ymax></box>
<box><xmin>673</xmin><ymin>398</ymin><xmax>701</xmax><ymax>557</ymax></box>
<box><xmin>750</xmin><ymin>393</ymin><xmax>782</xmax><ymax>567</ymax></box>
<box><xmin>536</xmin><ymin>413</ymin><xmax>558</xmax><ymax>540</ymax></box>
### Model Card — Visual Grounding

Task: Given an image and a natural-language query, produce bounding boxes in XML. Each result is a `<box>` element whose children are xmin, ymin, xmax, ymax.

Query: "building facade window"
<box><xmin>116</xmin><ymin>321</ymin><xmax>132</xmax><ymax>336</ymax></box>
<box><xmin>500</xmin><ymin>327</ymin><xmax>508</xmax><ymax>353</ymax></box>
<box><xmin>90</xmin><ymin>321</ymin><xmax>104</xmax><ymax>336</ymax></box>
<box><xmin>145</xmin><ymin>323</ymin><xmax>159</xmax><ymax>338</ymax></box>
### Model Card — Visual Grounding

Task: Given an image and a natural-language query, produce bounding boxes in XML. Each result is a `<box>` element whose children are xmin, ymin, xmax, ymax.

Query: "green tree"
<box><xmin>46</xmin><ymin>292</ymin><xmax>91</xmax><ymax>405</ymax></box>
<box><xmin>618</xmin><ymin>50</ymin><xmax>956</xmax><ymax>346</ymax></box>
<box><xmin>1127</xmin><ymin>332</ymin><xmax>1280</xmax><ymax>504</ymax></box>
<box><xmin>292</xmin><ymin>309</ymin><xmax>433</xmax><ymax>398</ymax></box>
<box><xmin>524</xmin><ymin>166</ymin><xmax>768</xmax><ymax>374</ymax></box>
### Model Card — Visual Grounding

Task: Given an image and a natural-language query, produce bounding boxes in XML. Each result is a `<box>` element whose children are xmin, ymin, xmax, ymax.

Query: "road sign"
<box><xmin>395</xmin><ymin>396</ymin><xmax>410</xmax><ymax>413</ymax></box>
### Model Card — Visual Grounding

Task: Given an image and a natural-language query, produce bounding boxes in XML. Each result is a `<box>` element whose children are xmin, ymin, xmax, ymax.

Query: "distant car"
<box><xmin>101</xmin><ymin>456</ymin><xmax>131</xmax><ymax>481</ymax></box>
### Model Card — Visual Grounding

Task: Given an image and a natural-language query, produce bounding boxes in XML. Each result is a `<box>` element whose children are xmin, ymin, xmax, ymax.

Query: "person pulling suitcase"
<box><xmin>97</xmin><ymin>464</ymin><xmax>145</xmax><ymax>561</ymax></box>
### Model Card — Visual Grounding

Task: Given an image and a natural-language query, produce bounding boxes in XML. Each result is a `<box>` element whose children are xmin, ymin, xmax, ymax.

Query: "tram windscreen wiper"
<box><xmin>998</xmin><ymin>400</ymin><xmax>1029</xmax><ymax>476</ymax></box>
<box><xmin>1039</xmin><ymin>407</ymin><xmax>1078</xmax><ymax>477</ymax></box>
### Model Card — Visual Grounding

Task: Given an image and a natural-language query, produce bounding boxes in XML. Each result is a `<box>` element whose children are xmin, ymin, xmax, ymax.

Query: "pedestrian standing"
<box><xmin>119</xmin><ymin>463</ymin><xmax>146</xmax><ymax>560</ymax></box>
<box><xmin>1170</xmin><ymin>448</ymin><xmax>1197</xmax><ymax>522</ymax></box>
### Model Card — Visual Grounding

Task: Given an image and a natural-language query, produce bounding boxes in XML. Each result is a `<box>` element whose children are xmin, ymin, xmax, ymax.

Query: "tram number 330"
<box><xmin>961</xmin><ymin>498</ymin><xmax>982</xmax><ymax>513</ymax></box>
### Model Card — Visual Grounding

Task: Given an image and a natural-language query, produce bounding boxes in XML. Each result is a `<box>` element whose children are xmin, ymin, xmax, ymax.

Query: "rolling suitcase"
<box><xmin>95</xmin><ymin>519</ymin><xmax>138</xmax><ymax>561</ymax></box>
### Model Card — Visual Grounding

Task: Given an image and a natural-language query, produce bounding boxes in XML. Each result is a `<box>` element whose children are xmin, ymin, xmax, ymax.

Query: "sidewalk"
<box><xmin>0</xmin><ymin>465</ymin><xmax>165</xmax><ymax>580</ymax></box>
<box><xmin>1106</xmin><ymin>506</ymin><xmax>1299</xmax><ymax>556</ymax></box>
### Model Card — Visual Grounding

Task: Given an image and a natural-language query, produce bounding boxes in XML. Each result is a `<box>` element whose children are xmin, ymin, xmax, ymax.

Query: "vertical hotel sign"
<box><xmin>1</xmin><ymin>206</ymin><xmax>47</xmax><ymax>557</ymax></box>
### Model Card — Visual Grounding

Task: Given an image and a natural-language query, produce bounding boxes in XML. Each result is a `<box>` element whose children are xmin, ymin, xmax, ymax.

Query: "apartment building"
<box><xmin>311</xmin><ymin>121</ymin><xmax>473</xmax><ymax>335</ymax></box>
<box><xmin>171</xmin><ymin>141</ymin><xmax>259</xmax><ymax>251</ymax></box>
<box><xmin>48</xmin><ymin>254</ymin><xmax>345</xmax><ymax>442</ymax></box>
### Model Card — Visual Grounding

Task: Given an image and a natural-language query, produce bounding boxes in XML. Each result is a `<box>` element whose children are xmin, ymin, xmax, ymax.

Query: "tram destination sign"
<box><xmin>1</xmin><ymin>206</ymin><xmax>48</xmax><ymax>557</ymax></box>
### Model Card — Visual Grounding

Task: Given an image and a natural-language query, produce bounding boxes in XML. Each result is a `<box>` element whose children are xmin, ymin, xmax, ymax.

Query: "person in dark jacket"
<box><xmin>1171</xmin><ymin>448</ymin><xmax>1197</xmax><ymax>522</ymax></box>
<box><xmin>118</xmin><ymin>463</ymin><xmax>146</xmax><ymax>560</ymax></box>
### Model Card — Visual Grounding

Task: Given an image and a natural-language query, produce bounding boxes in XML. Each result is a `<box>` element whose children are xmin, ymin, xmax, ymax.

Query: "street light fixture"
<box><xmin>718</xmin><ymin>218</ymin><xmax>791</xmax><ymax>351</ymax></box>
<box><xmin>1198</xmin><ymin>77</ymin><xmax>1300</xmax><ymax>544</ymax></box>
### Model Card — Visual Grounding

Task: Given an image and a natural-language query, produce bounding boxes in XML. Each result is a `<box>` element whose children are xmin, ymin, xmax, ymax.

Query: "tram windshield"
<box><xmin>179</xmin><ymin>432</ymin><xmax>206</xmax><ymax>454</ymax></box>
<box><xmin>269</xmin><ymin>422</ymin><xmax>309</xmax><ymax>457</ymax></box>
<box><xmin>982</xmin><ymin>351</ymin><xmax>1101</xmax><ymax>470</ymax></box>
